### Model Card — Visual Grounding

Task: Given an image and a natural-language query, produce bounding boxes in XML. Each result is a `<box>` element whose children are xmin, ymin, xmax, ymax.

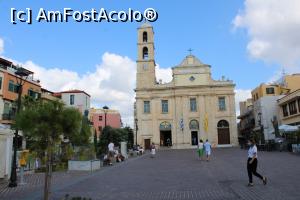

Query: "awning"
<box><xmin>279</xmin><ymin>124</ymin><xmax>299</xmax><ymax>133</ymax></box>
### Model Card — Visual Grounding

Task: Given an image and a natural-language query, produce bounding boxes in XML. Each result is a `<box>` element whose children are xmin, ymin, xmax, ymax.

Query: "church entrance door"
<box><xmin>144</xmin><ymin>139</ymin><xmax>151</xmax><ymax>150</ymax></box>
<box><xmin>191</xmin><ymin>131</ymin><xmax>198</xmax><ymax>145</ymax></box>
<box><xmin>217</xmin><ymin>120</ymin><xmax>230</xmax><ymax>144</ymax></box>
<box><xmin>189</xmin><ymin>120</ymin><xmax>199</xmax><ymax>146</ymax></box>
<box><xmin>218</xmin><ymin>128</ymin><xmax>230</xmax><ymax>144</ymax></box>
<box><xmin>159</xmin><ymin>121</ymin><xmax>172</xmax><ymax>147</ymax></box>
<box><xmin>160</xmin><ymin>131</ymin><xmax>172</xmax><ymax>147</ymax></box>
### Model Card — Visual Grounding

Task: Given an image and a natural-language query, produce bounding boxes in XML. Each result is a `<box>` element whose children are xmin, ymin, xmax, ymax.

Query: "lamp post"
<box><xmin>135</xmin><ymin>118</ymin><xmax>138</xmax><ymax>146</ymax></box>
<box><xmin>9</xmin><ymin>67</ymin><xmax>32</xmax><ymax>187</ymax></box>
<box><xmin>102</xmin><ymin>105</ymin><xmax>109</xmax><ymax>141</ymax></box>
<box><xmin>102</xmin><ymin>106</ymin><xmax>109</xmax><ymax>128</ymax></box>
<box><xmin>258</xmin><ymin>112</ymin><xmax>264</xmax><ymax>145</ymax></box>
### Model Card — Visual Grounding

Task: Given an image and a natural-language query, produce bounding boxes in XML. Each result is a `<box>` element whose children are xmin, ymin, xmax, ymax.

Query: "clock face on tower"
<box><xmin>143</xmin><ymin>64</ymin><xmax>148</xmax><ymax>70</ymax></box>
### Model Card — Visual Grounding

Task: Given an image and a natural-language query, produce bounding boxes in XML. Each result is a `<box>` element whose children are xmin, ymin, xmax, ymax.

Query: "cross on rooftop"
<box><xmin>188</xmin><ymin>48</ymin><xmax>193</xmax><ymax>55</ymax></box>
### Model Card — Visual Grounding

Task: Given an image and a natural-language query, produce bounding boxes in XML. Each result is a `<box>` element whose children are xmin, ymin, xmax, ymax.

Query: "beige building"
<box><xmin>239</xmin><ymin>98</ymin><xmax>253</xmax><ymax>116</ymax></box>
<box><xmin>41</xmin><ymin>88</ymin><xmax>61</xmax><ymax>102</ymax></box>
<box><xmin>251</xmin><ymin>84</ymin><xmax>289</xmax><ymax>102</ymax></box>
<box><xmin>251</xmin><ymin>74</ymin><xmax>300</xmax><ymax>102</ymax></box>
<box><xmin>283</xmin><ymin>74</ymin><xmax>300</xmax><ymax>93</ymax></box>
<box><xmin>277</xmin><ymin>89</ymin><xmax>300</xmax><ymax>126</ymax></box>
<box><xmin>134</xmin><ymin>23</ymin><xmax>238</xmax><ymax>149</ymax></box>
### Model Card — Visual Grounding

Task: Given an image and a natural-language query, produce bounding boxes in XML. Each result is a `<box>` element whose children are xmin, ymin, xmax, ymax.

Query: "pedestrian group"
<box><xmin>107</xmin><ymin>137</ymin><xmax>267</xmax><ymax>187</ymax></box>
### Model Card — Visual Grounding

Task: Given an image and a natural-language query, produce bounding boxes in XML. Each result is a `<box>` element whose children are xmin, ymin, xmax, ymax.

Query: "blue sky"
<box><xmin>1</xmin><ymin>0</ymin><xmax>299</xmax><ymax>125</ymax></box>
<box><xmin>0</xmin><ymin>0</ymin><xmax>273</xmax><ymax>87</ymax></box>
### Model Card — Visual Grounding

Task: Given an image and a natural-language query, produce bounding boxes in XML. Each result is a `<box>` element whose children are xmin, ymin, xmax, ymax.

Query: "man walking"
<box><xmin>108</xmin><ymin>141</ymin><xmax>115</xmax><ymax>165</ymax></box>
<box><xmin>204</xmin><ymin>139</ymin><xmax>211</xmax><ymax>161</ymax></box>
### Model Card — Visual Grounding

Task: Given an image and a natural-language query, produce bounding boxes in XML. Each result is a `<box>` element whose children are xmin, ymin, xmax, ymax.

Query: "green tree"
<box><xmin>97</xmin><ymin>126</ymin><xmax>131</xmax><ymax>156</ymax></box>
<box><xmin>124</xmin><ymin>126</ymin><xmax>134</xmax><ymax>149</ymax></box>
<box><xmin>97</xmin><ymin>126</ymin><xmax>113</xmax><ymax>155</ymax></box>
<box><xmin>70</xmin><ymin>113</ymin><xmax>90</xmax><ymax>146</ymax></box>
<box><xmin>15</xmin><ymin>100</ymin><xmax>82</xmax><ymax>200</ymax></box>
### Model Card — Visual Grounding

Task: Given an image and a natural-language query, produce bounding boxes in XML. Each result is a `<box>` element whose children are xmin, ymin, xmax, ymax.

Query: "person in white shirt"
<box><xmin>138</xmin><ymin>146</ymin><xmax>144</xmax><ymax>155</ymax></box>
<box><xmin>108</xmin><ymin>142</ymin><xmax>115</xmax><ymax>165</ymax></box>
<box><xmin>197</xmin><ymin>139</ymin><xmax>204</xmax><ymax>160</ymax></box>
<box><xmin>247</xmin><ymin>139</ymin><xmax>267</xmax><ymax>186</ymax></box>
<box><xmin>150</xmin><ymin>143</ymin><xmax>156</xmax><ymax>158</ymax></box>
<box><xmin>204</xmin><ymin>139</ymin><xmax>211</xmax><ymax>161</ymax></box>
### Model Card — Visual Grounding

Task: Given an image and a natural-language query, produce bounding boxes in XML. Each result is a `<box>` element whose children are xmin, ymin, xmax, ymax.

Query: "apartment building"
<box><xmin>0</xmin><ymin>58</ymin><xmax>41</xmax><ymax>125</ymax></box>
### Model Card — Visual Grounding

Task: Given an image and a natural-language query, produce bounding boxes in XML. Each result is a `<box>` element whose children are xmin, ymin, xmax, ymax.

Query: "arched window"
<box><xmin>217</xmin><ymin>120</ymin><xmax>229</xmax><ymax>128</ymax></box>
<box><xmin>189</xmin><ymin>119</ymin><xmax>199</xmax><ymax>130</ymax></box>
<box><xmin>143</xmin><ymin>47</ymin><xmax>149</xmax><ymax>60</ymax></box>
<box><xmin>143</xmin><ymin>31</ymin><xmax>148</xmax><ymax>42</ymax></box>
<box><xmin>159</xmin><ymin>121</ymin><xmax>171</xmax><ymax>131</ymax></box>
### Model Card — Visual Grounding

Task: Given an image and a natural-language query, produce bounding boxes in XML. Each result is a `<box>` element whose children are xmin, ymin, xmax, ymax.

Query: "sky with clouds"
<box><xmin>0</xmin><ymin>0</ymin><xmax>300</xmax><ymax>126</ymax></box>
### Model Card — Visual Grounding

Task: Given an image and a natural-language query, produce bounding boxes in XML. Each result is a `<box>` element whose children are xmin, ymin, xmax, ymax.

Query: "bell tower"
<box><xmin>136</xmin><ymin>23</ymin><xmax>156</xmax><ymax>89</ymax></box>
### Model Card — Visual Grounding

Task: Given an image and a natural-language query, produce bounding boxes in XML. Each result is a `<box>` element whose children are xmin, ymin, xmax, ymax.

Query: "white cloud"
<box><xmin>235</xmin><ymin>89</ymin><xmax>252</xmax><ymax>117</ymax></box>
<box><xmin>12</xmin><ymin>54</ymin><xmax>242</xmax><ymax>126</ymax></box>
<box><xmin>233</xmin><ymin>0</ymin><xmax>300</xmax><ymax>69</ymax></box>
<box><xmin>0</xmin><ymin>38</ymin><xmax>4</xmax><ymax>55</ymax></box>
<box><xmin>13</xmin><ymin>52</ymin><xmax>136</xmax><ymax>127</ymax></box>
<box><xmin>156</xmin><ymin>65</ymin><xmax>172</xmax><ymax>83</ymax></box>
<box><xmin>6</xmin><ymin>53</ymin><xmax>175</xmax><ymax>127</ymax></box>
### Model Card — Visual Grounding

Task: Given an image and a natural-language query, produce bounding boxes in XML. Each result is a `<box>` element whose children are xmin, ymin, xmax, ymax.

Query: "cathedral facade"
<box><xmin>135</xmin><ymin>23</ymin><xmax>238</xmax><ymax>149</ymax></box>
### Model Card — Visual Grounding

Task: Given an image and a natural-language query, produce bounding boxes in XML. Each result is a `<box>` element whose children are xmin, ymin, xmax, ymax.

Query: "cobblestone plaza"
<box><xmin>1</xmin><ymin>148</ymin><xmax>299</xmax><ymax>200</ymax></box>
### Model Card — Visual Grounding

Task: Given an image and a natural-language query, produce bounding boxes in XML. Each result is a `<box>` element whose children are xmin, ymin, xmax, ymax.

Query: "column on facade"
<box><xmin>229</xmin><ymin>93</ymin><xmax>238</xmax><ymax>145</ymax></box>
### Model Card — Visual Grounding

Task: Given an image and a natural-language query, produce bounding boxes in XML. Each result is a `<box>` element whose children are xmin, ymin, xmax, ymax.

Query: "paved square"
<box><xmin>1</xmin><ymin>148</ymin><xmax>300</xmax><ymax>200</ymax></box>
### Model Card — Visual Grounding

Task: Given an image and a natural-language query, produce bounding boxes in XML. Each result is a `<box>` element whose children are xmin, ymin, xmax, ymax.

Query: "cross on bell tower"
<box><xmin>188</xmin><ymin>48</ymin><xmax>193</xmax><ymax>55</ymax></box>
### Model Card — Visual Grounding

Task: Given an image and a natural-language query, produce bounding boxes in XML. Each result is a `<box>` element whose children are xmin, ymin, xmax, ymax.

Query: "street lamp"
<box><xmin>258</xmin><ymin>112</ymin><xmax>264</xmax><ymax>145</ymax></box>
<box><xmin>9</xmin><ymin>67</ymin><xmax>32</xmax><ymax>187</ymax></box>
<box><xmin>102</xmin><ymin>105</ymin><xmax>109</xmax><ymax>141</ymax></box>
<box><xmin>135</xmin><ymin>118</ymin><xmax>138</xmax><ymax>146</ymax></box>
<box><xmin>102</xmin><ymin>105</ymin><xmax>109</xmax><ymax>127</ymax></box>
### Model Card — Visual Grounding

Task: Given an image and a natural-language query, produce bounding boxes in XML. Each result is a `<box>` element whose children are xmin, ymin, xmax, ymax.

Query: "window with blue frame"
<box><xmin>218</xmin><ymin>97</ymin><xmax>226</xmax><ymax>111</ymax></box>
<box><xmin>190</xmin><ymin>98</ymin><xmax>197</xmax><ymax>112</ymax></box>
<box><xmin>28</xmin><ymin>89</ymin><xmax>40</xmax><ymax>99</ymax></box>
<box><xmin>8</xmin><ymin>80</ymin><xmax>18</xmax><ymax>93</ymax></box>
<box><xmin>70</xmin><ymin>94</ymin><xmax>75</xmax><ymax>105</ymax></box>
<box><xmin>161</xmin><ymin>100</ymin><xmax>168</xmax><ymax>113</ymax></box>
<box><xmin>144</xmin><ymin>101</ymin><xmax>150</xmax><ymax>113</ymax></box>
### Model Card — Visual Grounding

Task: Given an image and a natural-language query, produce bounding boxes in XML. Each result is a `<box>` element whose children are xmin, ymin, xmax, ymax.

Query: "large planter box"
<box><xmin>68</xmin><ymin>160</ymin><xmax>100</xmax><ymax>171</ymax></box>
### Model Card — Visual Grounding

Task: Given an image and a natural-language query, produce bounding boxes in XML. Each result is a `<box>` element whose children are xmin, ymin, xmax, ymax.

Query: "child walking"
<box><xmin>197</xmin><ymin>139</ymin><xmax>204</xmax><ymax>160</ymax></box>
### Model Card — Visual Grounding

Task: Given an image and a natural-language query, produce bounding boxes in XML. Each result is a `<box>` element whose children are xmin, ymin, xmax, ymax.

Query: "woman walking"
<box><xmin>150</xmin><ymin>142</ymin><xmax>156</xmax><ymax>158</ymax></box>
<box><xmin>247</xmin><ymin>139</ymin><xmax>267</xmax><ymax>186</ymax></box>
<box><xmin>197</xmin><ymin>139</ymin><xmax>204</xmax><ymax>160</ymax></box>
